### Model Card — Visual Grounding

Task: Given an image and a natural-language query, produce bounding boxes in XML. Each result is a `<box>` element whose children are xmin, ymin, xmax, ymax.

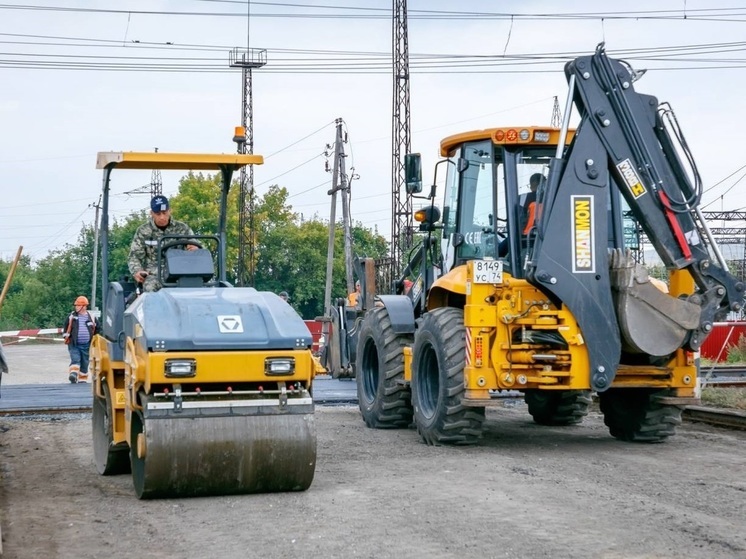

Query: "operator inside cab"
<box><xmin>521</xmin><ymin>172</ymin><xmax>543</xmax><ymax>237</ymax></box>
<box><xmin>128</xmin><ymin>195</ymin><xmax>199</xmax><ymax>292</ymax></box>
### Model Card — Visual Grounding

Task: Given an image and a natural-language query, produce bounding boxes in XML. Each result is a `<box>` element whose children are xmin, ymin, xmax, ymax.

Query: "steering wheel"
<box><xmin>158</xmin><ymin>239</ymin><xmax>204</xmax><ymax>256</ymax></box>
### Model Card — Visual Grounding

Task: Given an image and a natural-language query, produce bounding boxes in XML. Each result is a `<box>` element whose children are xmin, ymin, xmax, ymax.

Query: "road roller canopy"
<box><xmin>96</xmin><ymin>149</ymin><xmax>265</xmax><ymax>309</ymax></box>
<box><xmin>96</xmin><ymin>151</ymin><xmax>264</xmax><ymax>170</ymax></box>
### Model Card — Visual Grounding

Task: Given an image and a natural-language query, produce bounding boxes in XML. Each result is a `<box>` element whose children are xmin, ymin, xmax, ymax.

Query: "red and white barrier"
<box><xmin>0</xmin><ymin>328</ymin><xmax>65</xmax><ymax>344</ymax></box>
<box><xmin>0</xmin><ymin>328</ymin><xmax>63</xmax><ymax>337</ymax></box>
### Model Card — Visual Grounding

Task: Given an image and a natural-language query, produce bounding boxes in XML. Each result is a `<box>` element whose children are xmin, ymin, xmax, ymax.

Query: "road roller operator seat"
<box><xmin>162</xmin><ymin>247</ymin><xmax>215</xmax><ymax>288</ymax></box>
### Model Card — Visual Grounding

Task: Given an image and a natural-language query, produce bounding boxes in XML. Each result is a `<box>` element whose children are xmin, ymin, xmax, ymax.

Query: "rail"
<box><xmin>682</xmin><ymin>406</ymin><xmax>746</xmax><ymax>430</ymax></box>
<box><xmin>700</xmin><ymin>365</ymin><xmax>746</xmax><ymax>387</ymax></box>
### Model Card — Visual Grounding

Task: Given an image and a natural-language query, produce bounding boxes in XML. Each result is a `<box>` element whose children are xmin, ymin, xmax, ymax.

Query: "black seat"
<box><xmin>163</xmin><ymin>248</ymin><xmax>215</xmax><ymax>287</ymax></box>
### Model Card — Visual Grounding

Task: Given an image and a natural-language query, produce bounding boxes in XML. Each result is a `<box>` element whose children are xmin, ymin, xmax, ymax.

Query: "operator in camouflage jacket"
<box><xmin>128</xmin><ymin>195</ymin><xmax>198</xmax><ymax>291</ymax></box>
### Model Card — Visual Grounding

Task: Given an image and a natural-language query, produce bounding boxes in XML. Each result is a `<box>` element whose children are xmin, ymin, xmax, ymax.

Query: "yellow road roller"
<box><xmin>90</xmin><ymin>149</ymin><xmax>316</xmax><ymax>498</ymax></box>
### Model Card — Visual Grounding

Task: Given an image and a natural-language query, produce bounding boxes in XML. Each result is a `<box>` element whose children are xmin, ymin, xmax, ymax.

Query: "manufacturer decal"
<box><xmin>617</xmin><ymin>159</ymin><xmax>647</xmax><ymax>199</ymax></box>
<box><xmin>571</xmin><ymin>195</ymin><xmax>595</xmax><ymax>273</ymax></box>
<box><xmin>218</xmin><ymin>315</ymin><xmax>244</xmax><ymax>333</ymax></box>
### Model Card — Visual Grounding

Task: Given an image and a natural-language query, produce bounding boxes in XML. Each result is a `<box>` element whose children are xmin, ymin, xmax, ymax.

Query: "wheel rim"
<box><xmin>416</xmin><ymin>340</ymin><xmax>439</xmax><ymax>419</ymax></box>
<box><xmin>360</xmin><ymin>337</ymin><xmax>379</xmax><ymax>404</ymax></box>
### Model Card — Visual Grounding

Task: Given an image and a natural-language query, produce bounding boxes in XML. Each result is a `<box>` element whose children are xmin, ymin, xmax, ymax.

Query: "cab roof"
<box><xmin>440</xmin><ymin>126</ymin><xmax>575</xmax><ymax>157</ymax></box>
<box><xmin>96</xmin><ymin>151</ymin><xmax>264</xmax><ymax>170</ymax></box>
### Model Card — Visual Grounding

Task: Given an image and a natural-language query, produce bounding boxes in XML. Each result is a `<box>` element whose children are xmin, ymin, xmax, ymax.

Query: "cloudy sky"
<box><xmin>1</xmin><ymin>0</ymin><xmax>745</xmax><ymax>262</ymax></box>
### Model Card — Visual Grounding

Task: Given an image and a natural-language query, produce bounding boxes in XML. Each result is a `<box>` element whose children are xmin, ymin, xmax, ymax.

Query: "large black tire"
<box><xmin>411</xmin><ymin>307</ymin><xmax>485</xmax><ymax>445</ymax></box>
<box><xmin>92</xmin><ymin>384</ymin><xmax>130</xmax><ymax>475</ymax></box>
<box><xmin>356</xmin><ymin>306</ymin><xmax>413</xmax><ymax>428</ymax></box>
<box><xmin>129</xmin><ymin>408</ymin><xmax>151</xmax><ymax>499</ymax></box>
<box><xmin>598</xmin><ymin>388</ymin><xmax>682</xmax><ymax>443</ymax></box>
<box><xmin>524</xmin><ymin>390</ymin><xmax>592</xmax><ymax>426</ymax></box>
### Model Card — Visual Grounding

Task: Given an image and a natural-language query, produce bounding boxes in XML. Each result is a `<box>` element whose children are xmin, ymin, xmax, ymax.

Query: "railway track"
<box><xmin>700</xmin><ymin>365</ymin><xmax>746</xmax><ymax>387</ymax></box>
<box><xmin>2</xmin><ymin>398</ymin><xmax>744</xmax><ymax>432</ymax></box>
<box><xmin>682</xmin><ymin>406</ymin><xmax>746</xmax><ymax>430</ymax></box>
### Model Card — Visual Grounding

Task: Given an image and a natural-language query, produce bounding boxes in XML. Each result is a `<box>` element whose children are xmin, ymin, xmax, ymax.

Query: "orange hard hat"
<box><xmin>74</xmin><ymin>295</ymin><xmax>89</xmax><ymax>306</ymax></box>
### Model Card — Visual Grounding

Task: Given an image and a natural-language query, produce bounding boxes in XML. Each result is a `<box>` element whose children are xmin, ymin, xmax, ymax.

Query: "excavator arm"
<box><xmin>527</xmin><ymin>44</ymin><xmax>744</xmax><ymax>392</ymax></box>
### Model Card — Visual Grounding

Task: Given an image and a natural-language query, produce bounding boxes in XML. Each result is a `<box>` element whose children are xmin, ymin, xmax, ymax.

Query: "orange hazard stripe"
<box><xmin>465</xmin><ymin>328</ymin><xmax>472</xmax><ymax>366</ymax></box>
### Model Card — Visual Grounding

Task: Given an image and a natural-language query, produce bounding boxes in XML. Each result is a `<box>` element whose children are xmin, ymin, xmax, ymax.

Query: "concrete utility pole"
<box><xmin>337</xmin><ymin>123</ymin><xmax>354</xmax><ymax>295</ymax></box>
<box><xmin>321</xmin><ymin>119</ymin><xmax>352</xmax><ymax>341</ymax></box>
<box><xmin>391</xmin><ymin>0</ymin><xmax>413</xmax><ymax>278</ymax></box>
<box><xmin>229</xmin><ymin>47</ymin><xmax>267</xmax><ymax>287</ymax></box>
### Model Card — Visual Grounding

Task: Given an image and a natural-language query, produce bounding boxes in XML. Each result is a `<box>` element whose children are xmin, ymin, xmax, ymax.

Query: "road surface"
<box><xmin>0</xmin><ymin>344</ymin><xmax>744</xmax><ymax>559</ymax></box>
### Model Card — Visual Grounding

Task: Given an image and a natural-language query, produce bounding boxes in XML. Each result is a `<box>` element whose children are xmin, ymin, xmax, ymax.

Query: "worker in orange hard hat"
<box><xmin>62</xmin><ymin>295</ymin><xmax>96</xmax><ymax>383</ymax></box>
<box><xmin>347</xmin><ymin>280</ymin><xmax>361</xmax><ymax>308</ymax></box>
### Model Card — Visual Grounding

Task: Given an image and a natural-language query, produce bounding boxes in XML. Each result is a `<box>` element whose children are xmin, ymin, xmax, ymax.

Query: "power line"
<box><xmin>3</xmin><ymin>3</ymin><xmax>746</xmax><ymax>21</ymax></box>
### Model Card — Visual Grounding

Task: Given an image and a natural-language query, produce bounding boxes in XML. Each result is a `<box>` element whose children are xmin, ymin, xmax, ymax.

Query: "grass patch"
<box><xmin>725</xmin><ymin>334</ymin><xmax>746</xmax><ymax>364</ymax></box>
<box><xmin>699</xmin><ymin>334</ymin><xmax>746</xmax><ymax>410</ymax></box>
<box><xmin>701</xmin><ymin>387</ymin><xmax>746</xmax><ymax>411</ymax></box>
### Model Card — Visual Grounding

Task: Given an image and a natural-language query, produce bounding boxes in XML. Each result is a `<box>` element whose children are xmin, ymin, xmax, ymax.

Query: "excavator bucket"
<box><xmin>610</xmin><ymin>248</ymin><xmax>700</xmax><ymax>356</ymax></box>
<box><xmin>130</xmin><ymin>394</ymin><xmax>316</xmax><ymax>499</ymax></box>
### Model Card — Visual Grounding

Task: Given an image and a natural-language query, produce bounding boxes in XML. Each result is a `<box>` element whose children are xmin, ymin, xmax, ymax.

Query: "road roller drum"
<box><xmin>130</xmin><ymin>394</ymin><xmax>316</xmax><ymax>498</ymax></box>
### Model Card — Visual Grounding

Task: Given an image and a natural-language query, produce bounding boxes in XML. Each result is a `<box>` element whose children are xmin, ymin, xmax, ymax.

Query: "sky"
<box><xmin>1</xmin><ymin>0</ymin><xmax>746</xmax><ymax>263</ymax></box>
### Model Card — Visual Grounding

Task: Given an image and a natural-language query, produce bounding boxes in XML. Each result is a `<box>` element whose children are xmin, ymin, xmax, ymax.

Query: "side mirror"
<box><xmin>404</xmin><ymin>153</ymin><xmax>423</xmax><ymax>194</ymax></box>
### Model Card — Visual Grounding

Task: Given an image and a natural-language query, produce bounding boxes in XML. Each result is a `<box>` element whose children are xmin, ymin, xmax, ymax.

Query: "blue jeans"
<box><xmin>68</xmin><ymin>344</ymin><xmax>90</xmax><ymax>374</ymax></box>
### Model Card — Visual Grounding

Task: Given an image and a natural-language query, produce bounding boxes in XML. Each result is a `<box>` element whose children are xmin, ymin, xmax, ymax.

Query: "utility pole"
<box><xmin>321</xmin><ymin>119</ymin><xmax>352</xmax><ymax>341</ymax></box>
<box><xmin>391</xmin><ymin>0</ymin><xmax>413</xmax><ymax>279</ymax></box>
<box><xmin>90</xmin><ymin>196</ymin><xmax>101</xmax><ymax>315</ymax></box>
<box><xmin>337</xmin><ymin>121</ymin><xmax>354</xmax><ymax>295</ymax></box>
<box><xmin>229</xmin><ymin>44</ymin><xmax>267</xmax><ymax>286</ymax></box>
<box><xmin>334</xmin><ymin>118</ymin><xmax>355</xmax><ymax>293</ymax></box>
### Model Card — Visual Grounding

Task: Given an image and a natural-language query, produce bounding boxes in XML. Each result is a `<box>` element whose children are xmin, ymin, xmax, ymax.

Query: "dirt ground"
<box><xmin>1</xmin><ymin>344</ymin><xmax>745</xmax><ymax>559</ymax></box>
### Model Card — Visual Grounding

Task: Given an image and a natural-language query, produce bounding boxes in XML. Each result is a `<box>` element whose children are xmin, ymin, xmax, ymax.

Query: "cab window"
<box><xmin>456</xmin><ymin>140</ymin><xmax>497</xmax><ymax>261</ymax></box>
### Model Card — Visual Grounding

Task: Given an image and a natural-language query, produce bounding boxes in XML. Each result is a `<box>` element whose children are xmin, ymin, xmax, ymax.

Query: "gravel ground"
<box><xmin>0</xmin><ymin>344</ymin><xmax>745</xmax><ymax>559</ymax></box>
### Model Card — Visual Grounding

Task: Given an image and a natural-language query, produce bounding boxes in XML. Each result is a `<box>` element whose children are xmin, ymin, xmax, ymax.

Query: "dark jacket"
<box><xmin>62</xmin><ymin>311</ymin><xmax>96</xmax><ymax>347</ymax></box>
<box><xmin>0</xmin><ymin>341</ymin><xmax>8</xmax><ymax>374</ymax></box>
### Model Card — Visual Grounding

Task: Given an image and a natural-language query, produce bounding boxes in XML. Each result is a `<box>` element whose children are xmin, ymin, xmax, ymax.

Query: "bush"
<box><xmin>725</xmin><ymin>333</ymin><xmax>746</xmax><ymax>364</ymax></box>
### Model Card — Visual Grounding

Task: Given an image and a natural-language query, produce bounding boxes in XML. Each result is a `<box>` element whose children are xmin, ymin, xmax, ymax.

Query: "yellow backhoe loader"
<box><xmin>355</xmin><ymin>44</ymin><xmax>744</xmax><ymax>444</ymax></box>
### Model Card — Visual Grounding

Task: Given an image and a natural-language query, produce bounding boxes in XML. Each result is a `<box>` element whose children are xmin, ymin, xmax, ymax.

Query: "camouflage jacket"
<box><xmin>128</xmin><ymin>217</ymin><xmax>195</xmax><ymax>291</ymax></box>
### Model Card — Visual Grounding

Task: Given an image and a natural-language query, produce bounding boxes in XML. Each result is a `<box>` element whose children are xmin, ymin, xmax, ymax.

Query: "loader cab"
<box><xmin>437</xmin><ymin>127</ymin><xmax>641</xmax><ymax>279</ymax></box>
<box><xmin>438</xmin><ymin>127</ymin><xmax>568</xmax><ymax>279</ymax></box>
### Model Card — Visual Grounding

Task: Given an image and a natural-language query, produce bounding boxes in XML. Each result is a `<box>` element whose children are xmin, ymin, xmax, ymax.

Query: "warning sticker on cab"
<box><xmin>473</xmin><ymin>260</ymin><xmax>503</xmax><ymax>284</ymax></box>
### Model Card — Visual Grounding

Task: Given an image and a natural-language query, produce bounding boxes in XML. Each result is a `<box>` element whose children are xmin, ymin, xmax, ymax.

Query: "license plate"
<box><xmin>473</xmin><ymin>259</ymin><xmax>503</xmax><ymax>284</ymax></box>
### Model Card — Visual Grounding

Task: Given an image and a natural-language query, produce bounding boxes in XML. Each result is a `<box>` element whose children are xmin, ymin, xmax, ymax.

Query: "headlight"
<box><xmin>164</xmin><ymin>359</ymin><xmax>197</xmax><ymax>378</ymax></box>
<box><xmin>264</xmin><ymin>358</ymin><xmax>295</xmax><ymax>376</ymax></box>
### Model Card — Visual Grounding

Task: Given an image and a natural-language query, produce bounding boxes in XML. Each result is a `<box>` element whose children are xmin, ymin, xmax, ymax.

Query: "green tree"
<box><xmin>0</xmin><ymin>173</ymin><xmax>390</xmax><ymax>329</ymax></box>
<box><xmin>0</xmin><ymin>255</ymin><xmax>36</xmax><ymax>330</ymax></box>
